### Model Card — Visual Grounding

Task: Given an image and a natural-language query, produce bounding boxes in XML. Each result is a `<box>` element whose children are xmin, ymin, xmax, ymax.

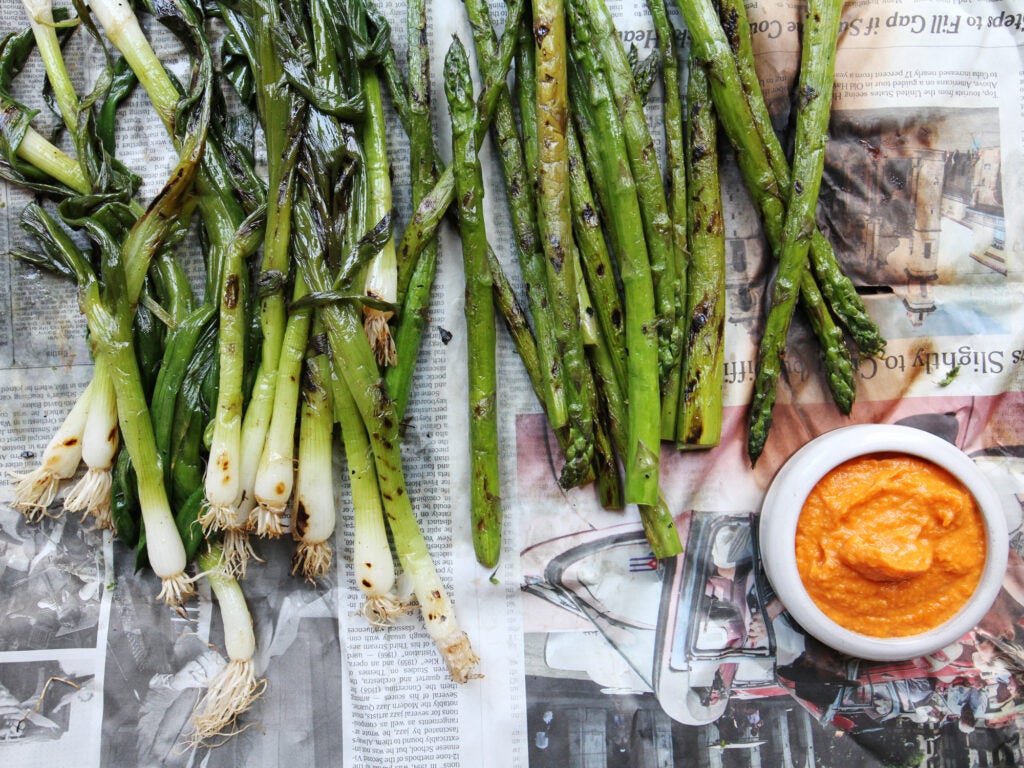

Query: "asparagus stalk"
<box><xmin>576</xmin><ymin>0</ymin><xmax>680</xmax><ymax>391</ymax></box>
<box><xmin>387</xmin><ymin>0</ymin><xmax>523</xmax><ymax>417</ymax></box>
<box><xmin>393</xmin><ymin>0</ymin><xmax>523</xmax><ymax>303</ymax></box>
<box><xmin>486</xmin><ymin>246</ymin><xmax>585</xmax><ymax>484</ymax></box>
<box><xmin>445</xmin><ymin>37</ymin><xmax>503</xmax><ymax>569</ymax></box>
<box><xmin>747</xmin><ymin>0</ymin><xmax>844</xmax><ymax>463</ymax></box>
<box><xmin>672</xmin><ymin>0</ymin><xmax>856</xmax><ymax>416</ymax></box>
<box><xmin>646</xmin><ymin>0</ymin><xmax>689</xmax><ymax>438</ymax></box>
<box><xmin>385</xmin><ymin>0</ymin><xmax>439</xmax><ymax>419</ymax></box>
<box><xmin>460</xmin><ymin>0</ymin><xmax>568</xmax><ymax>432</ymax></box>
<box><xmin>512</xmin><ymin>4</ymin><xmax>537</xmax><ymax>184</ymax></box>
<box><xmin>566</xmin><ymin>12</ymin><xmax>660</xmax><ymax>506</ymax></box>
<box><xmin>566</xmin><ymin>123</ymin><xmax>627</xmax><ymax>395</ymax></box>
<box><xmin>488</xmin><ymin>248</ymin><xmax>681</xmax><ymax>556</ymax></box>
<box><xmin>677</xmin><ymin>57</ymin><xmax>726</xmax><ymax>449</ymax></box>
<box><xmin>718</xmin><ymin>0</ymin><xmax>884</xmax><ymax>356</ymax></box>
<box><xmin>575</xmin><ymin>252</ymin><xmax>624</xmax><ymax>510</ymax></box>
<box><xmin>535</xmin><ymin>0</ymin><xmax>595</xmax><ymax>489</ymax></box>
<box><xmin>292</xmin><ymin>324</ymin><xmax>337</xmax><ymax>582</ymax></box>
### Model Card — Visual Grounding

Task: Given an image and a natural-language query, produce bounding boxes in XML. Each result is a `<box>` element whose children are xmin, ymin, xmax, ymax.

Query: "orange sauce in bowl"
<box><xmin>795</xmin><ymin>453</ymin><xmax>986</xmax><ymax>638</ymax></box>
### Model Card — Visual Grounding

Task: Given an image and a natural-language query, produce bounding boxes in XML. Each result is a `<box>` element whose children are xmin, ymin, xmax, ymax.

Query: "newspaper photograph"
<box><xmin>0</xmin><ymin>0</ymin><xmax>1022</xmax><ymax>765</ymax></box>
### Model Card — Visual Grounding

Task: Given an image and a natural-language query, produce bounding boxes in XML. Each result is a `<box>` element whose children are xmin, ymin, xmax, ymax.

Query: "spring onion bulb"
<box><xmin>188</xmin><ymin>545</ymin><xmax>266</xmax><ymax>747</ymax></box>
<box><xmin>399</xmin><ymin>531</ymin><xmax>480</xmax><ymax>683</ymax></box>
<box><xmin>329</xmin><ymin>356</ymin><xmax>403</xmax><ymax>623</ymax></box>
<box><xmin>201</xmin><ymin>366</ymin><xmax>277</xmax><ymax>578</ymax></box>
<box><xmin>360</xmin><ymin>70</ymin><xmax>398</xmax><ymax>367</ymax></box>
<box><xmin>202</xmin><ymin>229</ymin><xmax>249</xmax><ymax>534</ymax></box>
<box><xmin>63</xmin><ymin>356</ymin><xmax>118</xmax><ymax>529</ymax></box>
<box><xmin>9</xmin><ymin>382</ymin><xmax>93</xmax><ymax>520</ymax></box>
<box><xmin>253</xmin><ymin>285</ymin><xmax>312</xmax><ymax>537</ymax></box>
<box><xmin>96</xmin><ymin>326</ymin><xmax>192</xmax><ymax>605</ymax></box>
<box><xmin>291</xmin><ymin>329</ymin><xmax>336</xmax><ymax>581</ymax></box>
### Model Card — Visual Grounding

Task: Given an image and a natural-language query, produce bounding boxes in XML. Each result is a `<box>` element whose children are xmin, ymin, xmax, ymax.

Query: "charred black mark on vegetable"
<box><xmin>294</xmin><ymin>501</ymin><xmax>309</xmax><ymax>537</ymax></box>
<box><xmin>224</xmin><ymin>274</ymin><xmax>239</xmax><ymax>310</ymax></box>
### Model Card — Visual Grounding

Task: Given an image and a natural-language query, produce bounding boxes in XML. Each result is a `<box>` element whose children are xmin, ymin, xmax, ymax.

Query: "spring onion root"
<box><xmin>188</xmin><ymin>546</ymin><xmax>266</xmax><ymax>747</ymax></box>
<box><xmin>10</xmin><ymin>383</ymin><xmax>93</xmax><ymax>520</ymax></box>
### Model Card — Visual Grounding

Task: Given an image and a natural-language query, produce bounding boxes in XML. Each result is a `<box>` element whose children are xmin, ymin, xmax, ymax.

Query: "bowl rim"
<box><xmin>759</xmin><ymin>423</ymin><xmax>1009</xmax><ymax>661</ymax></box>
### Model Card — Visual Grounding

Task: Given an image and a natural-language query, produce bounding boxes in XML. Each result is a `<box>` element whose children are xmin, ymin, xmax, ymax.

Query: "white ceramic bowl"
<box><xmin>759</xmin><ymin>424</ymin><xmax>1009</xmax><ymax>661</ymax></box>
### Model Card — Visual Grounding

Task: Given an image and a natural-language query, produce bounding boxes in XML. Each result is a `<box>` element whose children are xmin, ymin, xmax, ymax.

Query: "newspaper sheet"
<box><xmin>0</xmin><ymin>0</ymin><xmax>1023</xmax><ymax>765</ymax></box>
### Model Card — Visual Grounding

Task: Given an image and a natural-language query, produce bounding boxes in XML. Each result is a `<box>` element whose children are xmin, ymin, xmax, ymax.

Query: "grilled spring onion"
<box><xmin>62</xmin><ymin>356</ymin><xmax>118</xmax><ymax>529</ymax></box>
<box><xmin>7</xmin><ymin>123</ymin><xmax>90</xmax><ymax>195</ymax></box>
<box><xmin>212</xmin><ymin>0</ymin><xmax>304</xmax><ymax>555</ymax></box>
<box><xmin>296</xmin><ymin>215</ymin><xmax>479</xmax><ymax>681</ymax></box>
<box><xmin>39</xmin><ymin>201</ymin><xmax>195</xmax><ymax>605</ymax></box>
<box><xmin>291</xmin><ymin>323</ymin><xmax>337</xmax><ymax>582</ymax></box>
<box><xmin>252</xmin><ymin>281</ymin><xmax>312</xmax><ymax>536</ymax></box>
<box><xmin>445</xmin><ymin>37</ymin><xmax>503</xmax><ymax>569</ymax></box>
<box><xmin>292</xmin><ymin>192</ymin><xmax>402</xmax><ymax>614</ymax></box>
<box><xmin>9</xmin><ymin>381</ymin><xmax>92</xmax><ymax>519</ymax></box>
<box><xmin>18</xmin><ymin>6</ymin><xmax>212</xmax><ymax>601</ymax></box>
<box><xmin>328</xmin><ymin>338</ymin><xmax>403</xmax><ymax>623</ymax></box>
<box><xmin>87</xmin><ymin>0</ymin><xmax>259</xmax><ymax>571</ymax></box>
<box><xmin>200</xmin><ymin>219</ymin><xmax>264</xmax><ymax>577</ymax></box>
<box><xmin>360</xmin><ymin>69</ymin><xmax>399</xmax><ymax>368</ymax></box>
<box><xmin>188</xmin><ymin>544</ymin><xmax>266</xmax><ymax>747</ymax></box>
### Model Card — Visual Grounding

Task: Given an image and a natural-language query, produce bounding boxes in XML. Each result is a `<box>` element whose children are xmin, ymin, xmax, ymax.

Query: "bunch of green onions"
<box><xmin>5</xmin><ymin>0</ymin><xmax>480</xmax><ymax>692</ymax></box>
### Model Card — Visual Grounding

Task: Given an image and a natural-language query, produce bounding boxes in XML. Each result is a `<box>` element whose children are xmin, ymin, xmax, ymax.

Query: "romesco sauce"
<box><xmin>795</xmin><ymin>453</ymin><xmax>986</xmax><ymax>638</ymax></box>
